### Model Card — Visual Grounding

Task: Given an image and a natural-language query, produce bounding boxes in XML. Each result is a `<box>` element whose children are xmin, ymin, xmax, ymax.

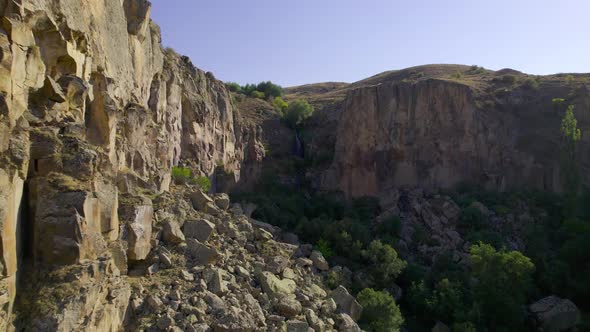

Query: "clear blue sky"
<box><xmin>151</xmin><ymin>0</ymin><xmax>590</xmax><ymax>87</ymax></box>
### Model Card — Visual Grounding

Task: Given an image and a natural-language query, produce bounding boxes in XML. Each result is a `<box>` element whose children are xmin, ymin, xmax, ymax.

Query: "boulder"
<box><xmin>304</xmin><ymin>308</ymin><xmax>325</xmax><ymax>332</ymax></box>
<box><xmin>183</xmin><ymin>219</ymin><xmax>215</xmax><ymax>242</ymax></box>
<box><xmin>310</xmin><ymin>251</ymin><xmax>329</xmax><ymax>271</ymax></box>
<box><xmin>257</xmin><ymin>271</ymin><xmax>296</xmax><ymax>299</ymax></box>
<box><xmin>274</xmin><ymin>297</ymin><xmax>302</xmax><ymax>318</ymax></box>
<box><xmin>213</xmin><ymin>193</ymin><xmax>230</xmax><ymax>210</ymax></box>
<box><xmin>162</xmin><ymin>220</ymin><xmax>185</xmax><ymax>244</ymax></box>
<box><xmin>204</xmin><ymin>291</ymin><xmax>226</xmax><ymax>311</ymax></box>
<box><xmin>267</xmin><ymin>256</ymin><xmax>290</xmax><ymax>274</ymax></box>
<box><xmin>286</xmin><ymin>320</ymin><xmax>309</xmax><ymax>332</ymax></box>
<box><xmin>159</xmin><ymin>251</ymin><xmax>173</xmax><ymax>268</ymax></box>
<box><xmin>126</xmin><ymin>205</ymin><xmax>154</xmax><ymax>261</ymax></box>
<box><xmin>203</xmin><ymin>268</ymin><xmax>227</xmax><ymax>295</ymax></box>
<box><xmin>186</xmin><ymin>239</ymin><xmax>219</xmax><ymax>266</ymax></box>
<box><xmin>331</xmin><ymin>286</ymin><xmax>362</xmax><ymax>321</ymax></box>
<box><xmin>337</xmin><ymin>313</ymin><xmax>362</xmax><ymax>332</ymax></box>
<box><xmin>189</xmin><ymin>190</ymin><xmax>221</xmax><ymax>216</ymax></box>
<box><xmin>529</xmin><ymin>296</ymin><xmax>580</xmax><ymax>332</ymax></box>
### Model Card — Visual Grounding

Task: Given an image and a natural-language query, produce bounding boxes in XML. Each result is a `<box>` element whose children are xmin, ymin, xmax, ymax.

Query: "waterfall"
<box><xmin>293</xmin><ymin>130</ymin><xmax>304</xmax><ymax>158</ymax></box>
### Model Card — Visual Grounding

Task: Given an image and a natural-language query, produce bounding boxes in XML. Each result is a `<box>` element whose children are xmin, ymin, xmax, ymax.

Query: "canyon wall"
<box><xmin>324</xmin><ymin>77</ymin><xmax>590</xmax><ymax>206</ymax></box>
<box><xmin>0</xmin><ymin>0</ymin><xmax>258</xmax><ymax>329</ymax></box>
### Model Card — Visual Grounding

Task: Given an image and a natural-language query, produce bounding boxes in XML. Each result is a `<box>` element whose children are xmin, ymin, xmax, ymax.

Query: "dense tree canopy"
<box><xmin>284</xmin><ymin>99</ymin><xmax>314</xmax><ymax>128</ymax></box>
<box><xmin>357</xmin><ymin>288</ymin><xmax>404</xmax><ymax>332</ymax></box>
<box><xmin>470</xmin><ymin>243</ymin><xmax>535</xmax><ymax>329</ymax></box>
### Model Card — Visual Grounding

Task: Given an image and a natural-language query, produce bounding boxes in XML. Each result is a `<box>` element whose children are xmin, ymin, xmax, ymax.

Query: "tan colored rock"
<box><xmin>275</xmin><ymin>297</ymin><xmax>302</xmax><ymax>318</ymax></box>
<box><xmin>29</xmin><ymin>259</ymin><xmax>130</xmax><ymax>332</ymax></box>
<box><xmin>257</xmin><ymin>271</ymin><xmax>296</xmax><ymax>299</ymax></box>
<box><xmin>162</xmin><ymin>219</ymin><xmax>185</xmax><ymax>244</ymax></box>
<box><xmin>124</xmin><ymin>205</ymin><xmax>154</xmax><ymax>261</ymax></box>
<box><xmin>29</xmin><ymin>174</ymin><xmax>107</xmax><ymax>266</ymax></box>
<box><xmin>186</xmin><ymin>239</ymin><xmax>219</xmax><ymax>265</ymax></box>
<box><xmin>330</xmin><ymin>286</ymin><xmax>362</xmax><ymax>321</ymax></box>
<box><xmin>337</xmin><ymin>313</ymin><xmax>362</xmax><ymax>332</ymax></box>
<box><xmin>213</xmin><ymin>193</ymin><xmax>230</xmax><ymax>210</ymax></box>
<box><xmin>183</xmin><ymin>219</ymin><xmax>215</xmax><ymax>242</ymax></box>
<box><xmin>310</xmin><ymin>250</ymin><xmax>330</xmax><ymax>271</ymax></box>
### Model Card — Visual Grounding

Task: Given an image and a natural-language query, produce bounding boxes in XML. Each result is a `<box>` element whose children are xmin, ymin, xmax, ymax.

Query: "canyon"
<box><xmin>0</xmin><ymin>0</ymin><xmax>587</xmax><ymax>331</ymax></box>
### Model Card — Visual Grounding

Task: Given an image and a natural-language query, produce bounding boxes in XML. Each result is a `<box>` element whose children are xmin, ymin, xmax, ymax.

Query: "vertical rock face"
<box><xmin>325</xmin><ymin>78</ymin><xmax>590</xmax><ymax>205</ymax></box>
<box><xmin>0</xmin><ymin>0</ymin><xmax>255</xmax><ymax>329</ymax></box>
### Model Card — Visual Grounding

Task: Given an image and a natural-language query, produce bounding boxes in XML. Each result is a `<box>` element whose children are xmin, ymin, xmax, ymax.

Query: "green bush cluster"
<box><xmin>469</xmin><ymin>65</ymin><xmax>486</xmax><ymax>75</ymax></box>
<box><xmin>357</xmin><ymin>288</ymin><xmax>404</xmax><ymax>332</ymax></box>
<box><xmin>225</xmin><ymin>81</ymin><xmax>284</xmax><ymax>99</ymax></box>
<box><xmin>405</xmin><ymin>243</ymin><xmax>535</xmax><ymax>330</ymax></box>
<box><xmin>284</xmin><ymin>99</ymin><xmax>314</xmax><ymax>128</ymax></box>
<box><xmin>522</xmin><ymin>76</ymin><xmax>540</xmax><ymax>90</ymax></box>
<box><xmin>171</xmin><ymin>166</ymin><xmax>211</xmax><ymax>192</ymax></box>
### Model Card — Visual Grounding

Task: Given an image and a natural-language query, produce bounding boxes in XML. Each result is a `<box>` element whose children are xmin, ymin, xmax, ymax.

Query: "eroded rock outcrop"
<box><xmin>0</xmin><ymin>0</ymin><xmax>262</xmax><ymax>330</ymax></box>
<box><xmin>323</xmin><ymin>73</ymin><xmax>590</xmax><ymax>203</ymax></box>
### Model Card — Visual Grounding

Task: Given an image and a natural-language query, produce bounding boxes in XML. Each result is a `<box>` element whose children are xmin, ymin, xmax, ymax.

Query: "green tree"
<box><xmin>357</xmin><ymin>288</ymin><xmax>404</xmax><ymax>332</ymax></box>
<box><xmin>284</xmin><ymin>99</ymin><xmax>314</xmax><ymax>128</ymax></box>
<box><xmin>225</xmin><ymin>82</ymin><xmax>242</xmax><ymax>93</ymax></box>
<box><xmin>272</xmin><ymin>96</ymin><xmax>288</xmax><ymax>113</ymax></box>
<box><xmin>427</xmin><ymin>278</ymin><xmax>469</xmax><ymax>323</ymax></box>
<box><xmin>469</xmin><ymin>243</ymin><xmax>535</xmax><ymax>329</ymax></box>
<box><xmin>560</xmin><ymin>104</ymin><xmax>582</xmax><ymax>215</ymax></box>
<box><xmin>250</xmin><ymin>90</ymin><xmax>265</xmax><ymax>99</ymax></box>
<box><xmin>362</xmin><ymin>240</ymin><xmax>407</xmax><ymax>288</ymax></box>
<box><xmin>316</xmin><ymin>238</ymin><xmax>334</xmax><ymax>258</ymax></box>
<box><xmin>256</xmin><ymin>81</ymin><xmax>283</xmax><ymax>98</ymax></box>
<box><xmin>242</xmin><ymin>83</ymin><xmax>257</xmax><ymax>96</ymax></box>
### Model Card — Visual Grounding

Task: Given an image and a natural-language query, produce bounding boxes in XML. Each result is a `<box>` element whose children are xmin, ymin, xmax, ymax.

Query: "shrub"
<box><xmin>250</xmin><ymin>90</ymin><xmax>265</xmax><ymax>99</ymax></box>
<box><xmin>192</xmin><ymin>176</ymin><xmax>211</xmax><ymax>192</ymax></box>
<box><xmin>501</xmin><ymin>74</ymin><xmax>517</xmax><ymax>84</ymax></box>
<box><xmin>357</xmin><ymin>288</ymin><xmax>404</xmax><ymax>332</ymax></box>
<box><xmin>362</xmin><ymin>240</ymin><xmax>407</xmax><ymax>287</ymax></box>
<box><xmin>171</xmin><ymin>166</ymin><xmax>192</xmax><ymax>184</ymax></box>
<box><xmin>522</xmin><ymin>77</ymin><xmax>540</xmax><ymax>90</ymax></box>
<box><xmin>325</xmin><ymin>269</ymin><xmax>348</xmax><ymax>289</ymax></box>
<box><xmin>376</xmin><ymin>216</ymin><xmax>402</xmax><ymax>245</ymax></box>
<box><xmin>451</xmin><ymin>71</ymin><xmax>463</xmax><ymax>79</ymax></box>
<box><xmin>284</xmin><ymin>99</ymin><xmax>314</xmax><ymax>128</ymax></box>
<box><xmin>256</xmin><ymin>81</ymin><xmax>283</xmax><ymax>98</ymax></box>
<box><xmin>272</xmin><ymin>96</ymin><xmax>288</xmax><ymax>113</ymax></box>
<box><xmin>225</xmin><ymin>82</ymin><xmax>242</xmax><ymax>93</ymax></box>
<box><xmin>428</xmin><ymin>278</ymin><xmax>469</xmax><ymax>322</ymax></box>
<box><xmin>316</xmin><ymin>238</ymin><xmax>334</xmax><ymax>259</ymax></box>
<box><xmin>171</xmin><ymin>166</ymin><xmax>211</xmax><ymax>191</ymax></box>
<box><xmin>241</xmin><ymin>83</ymin><xmax>257</xmax><ymax>95</ymax></box>
<box><xmin>469</xmin><ymin>65</ymin><xmax>485</xmax><ymax>75</ymax></box>
<box><xmin>457</xmin><ymin>206</ymin><xmax>485</xmax><ymax>232</ymax></box>
<box><xmin>465</xmin><ymin>230</ymin><xmax>504</xmax><ymax>249</ymax></box>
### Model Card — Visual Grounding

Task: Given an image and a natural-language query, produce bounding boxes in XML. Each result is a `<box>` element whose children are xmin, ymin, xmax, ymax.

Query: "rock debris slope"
<box><xmin>0</xmin><ymin>0</ymin><xmax>273</xmax><ymax>330</ymax></box>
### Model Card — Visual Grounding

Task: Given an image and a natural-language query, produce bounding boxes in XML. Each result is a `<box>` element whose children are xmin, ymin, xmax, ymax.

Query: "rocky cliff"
<box><xmin>321</xmin><ymin>65</ymin><xmax>590</xmax><ymax>206</ymax></box>
<box><xmin>0</xmin><ymin>0</ymin><xmax>274</xmax><ymax>330</ymax></box>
